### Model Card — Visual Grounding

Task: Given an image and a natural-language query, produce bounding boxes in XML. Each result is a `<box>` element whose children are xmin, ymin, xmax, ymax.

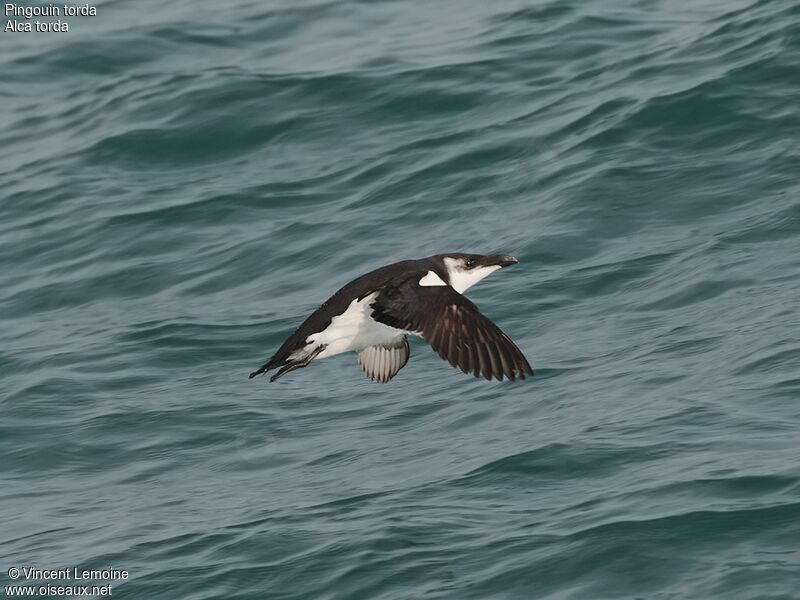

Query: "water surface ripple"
<box><xmin>2</xmin><ymin>0</ymin><xmax>800</xmax><ymax>598</ymax></box>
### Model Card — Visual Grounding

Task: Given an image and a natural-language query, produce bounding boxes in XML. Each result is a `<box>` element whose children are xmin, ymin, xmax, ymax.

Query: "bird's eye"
<box><xmin>465</xmin><ymin>260</ymin><xmax>475</xmax><ymax>269</ymax></box>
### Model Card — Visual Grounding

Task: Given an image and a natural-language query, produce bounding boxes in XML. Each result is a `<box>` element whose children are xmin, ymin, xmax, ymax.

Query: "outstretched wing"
<box><xmin>371</xmin><ymin>278</ymin><xmax>533</xmax><ymax>381</ymax></box>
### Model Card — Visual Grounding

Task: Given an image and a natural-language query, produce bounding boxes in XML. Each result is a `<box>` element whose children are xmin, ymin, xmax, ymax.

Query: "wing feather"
<box><xmin>371</xmin><ymin>279</ymin><xmax>533</xmax><ymax>381</ymax></box>
<box><xmin>357</xmin><ymin>337</ymin><xmax>410</xmax><ymax>383</ymax></box>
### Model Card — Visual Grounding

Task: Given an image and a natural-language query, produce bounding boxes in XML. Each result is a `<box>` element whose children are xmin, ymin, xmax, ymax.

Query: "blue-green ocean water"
<box><xmin>2</xmin><ymin>0</ymin><xmax>800</xmax><ymax>598</ymax></box>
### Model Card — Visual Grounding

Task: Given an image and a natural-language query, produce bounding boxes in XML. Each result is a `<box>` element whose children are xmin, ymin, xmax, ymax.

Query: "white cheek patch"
<box><xmin>447</xmin><ymin>264</ymin><xmax>501</xmax><ymax>294</ymax></box>
<box><xmin>419</xmin><ymin>270</ymin><xmax>447</xmax><ymax>286</ymax></box>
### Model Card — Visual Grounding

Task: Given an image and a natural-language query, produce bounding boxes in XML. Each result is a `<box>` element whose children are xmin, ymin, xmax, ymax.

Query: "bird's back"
<box><xmin>265</xmin><ymin>259</ymin><xmax>434</xmax><ymax>369</ymax></box>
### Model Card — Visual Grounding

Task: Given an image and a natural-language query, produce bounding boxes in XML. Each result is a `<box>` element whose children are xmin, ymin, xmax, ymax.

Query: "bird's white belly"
<box><xmin>306</xmin><ymin>293</ymin><xmax>406</xmax><ymax>359</ymax></box>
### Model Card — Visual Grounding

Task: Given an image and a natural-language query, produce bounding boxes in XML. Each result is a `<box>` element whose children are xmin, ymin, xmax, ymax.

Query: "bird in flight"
<box><xmin>249</xmin><ymin>253</ymin><xmax>533</xmax><ymax>383</ymax></box>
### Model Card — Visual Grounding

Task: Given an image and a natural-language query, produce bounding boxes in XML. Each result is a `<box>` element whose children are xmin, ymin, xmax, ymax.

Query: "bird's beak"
<box><xmin>494</xmin><ymin>255</ymin><xmax>518</xmax><ymax>268</ymax></box>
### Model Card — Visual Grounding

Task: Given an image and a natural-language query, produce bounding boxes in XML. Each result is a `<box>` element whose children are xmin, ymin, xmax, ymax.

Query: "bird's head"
<box><xmin>433</xmin><ymin>253</ymin><xmax>518</xmax><ymax>294</ymax></box>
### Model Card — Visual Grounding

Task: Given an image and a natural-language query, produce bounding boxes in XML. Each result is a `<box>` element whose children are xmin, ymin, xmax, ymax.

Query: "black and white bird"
<box><xmin>249</xmin><ymin>253</ymin><xmax>533</xmax><ymax>383</ymax></box>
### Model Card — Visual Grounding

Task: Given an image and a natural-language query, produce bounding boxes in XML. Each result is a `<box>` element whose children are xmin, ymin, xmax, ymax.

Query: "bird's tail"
<box><xmin>248</xmin><ymin>359</ymin><xmax>275</xmax><ymax>379</ymax></box>
<box><xmin>249</xmin><ymin>345</ymin><xmax>326</xmax><ymax>382</ymax></box>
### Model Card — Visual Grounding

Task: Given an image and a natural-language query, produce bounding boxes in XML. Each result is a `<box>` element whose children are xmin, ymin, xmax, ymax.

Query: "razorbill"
<box><xmin>249</xmin><ymin>253</ymin><xmax>533</xmax><ymax>383</ymax></box>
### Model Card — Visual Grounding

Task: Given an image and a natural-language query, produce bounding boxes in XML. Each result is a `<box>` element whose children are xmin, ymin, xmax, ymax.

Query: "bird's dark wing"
<box><xmin>371</xmin><ymin>279</ymin><xmax>533</xmax><ymax>381</ymax></box>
